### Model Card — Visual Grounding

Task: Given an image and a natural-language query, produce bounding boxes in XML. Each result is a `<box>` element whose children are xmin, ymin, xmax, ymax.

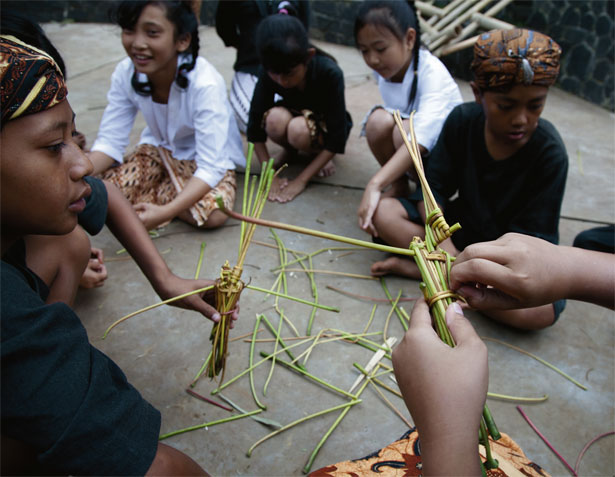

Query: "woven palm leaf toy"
<box><xmin>216</xmin><ymin>113</ymin><xmax>501</xmax><ymax>470</ymax></box>
<box><xmin>207</xmin><ymin>144</ymin><xmax>276</xmax><ymax>382</ymax></box>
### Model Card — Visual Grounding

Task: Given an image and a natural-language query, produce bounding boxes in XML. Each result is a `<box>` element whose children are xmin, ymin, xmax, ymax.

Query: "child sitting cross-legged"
<box><xmin>0</xmin><ymin>33</ymin><xmax>232</xmax><ymax>474</ymax></box>
<box><xmin>369</xmin><ymin>29</ymin><xmax>568</xmax><ymax>330</ymax></box>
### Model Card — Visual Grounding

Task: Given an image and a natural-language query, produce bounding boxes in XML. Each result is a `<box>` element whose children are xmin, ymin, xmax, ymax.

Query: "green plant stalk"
<box><xmin>259</xmin><ymin>314</ymin><xmax>306</xmax><ymax>371</ymax></box>
<box><xmin>159</xmin><ymin>409</ymin><xmax>262</xmax><ymax>440</ymax></box>
<box><xmin>102</xmin><ymin>285</ymin><xmax>215</xmax><ymax>338</ymax></box>
<box><xmin>249</xmin><ymin>315</ymin><xmax>267</xmax><ymax>410</ymax></box>
<box><xmin>303</xmin><ymin>379</ymin><xmax>370</xmax><ymax>474</ymax></box>
<box><xmin>487</xmin><ymin>392</ymin><xmax>548</xmax><ymax>403</ymax></box>
<box><xmin>218</xmin><ymin>393</ymin><xmax>282</xmax><ymax>429</ymax></box>
<box><xmin>246</xmin><ymin>285</ymin><xmax>339</xmax><ymax>312</ymax></box>
<box><xmin>270</xmin><ymin>246</ymin><xmax>367</xmax><ymax>272</ymax></box>
<box><xmin>482</xmin><ymin>337</ymin><xmax>588</xmax><ymax>390</ymax></box>
<box><xmin>363</xmin><ymin>304</ymin><xmax>378</xmax><ymax>336</ymax></box>
<box><xmin>353</xmin><ymin>363</ymin><xmax>401</xmax><ymax>398</ymax></box>
<box><xmin>299</xmin><ymin>328</ymin><xmax>325</xmax><ymax>366</ymax></box>
<box><xmin>194</xmin><ymin>241</ymin><xmax>206</xmax><ymax>279</ymax></box>
<box><xmin>260</xmin><ymin>352</ymin><xmax>356</xmax><ymax>400</ymax></box>
<box><xmin>263</xmin><ymin>309</ymin><xmax>283</xmax><ymax>397</ymax></box>
<box><xmin>212</xmin><ymin>331</ymin><xmax>372</xmax><ymax>395</ymax></box>
<box><xmin>299</xmin><ymin>252</ymin><xmax>319</xmax><ymax>336</ymax></box>
<box><xmin>383</xmin><ymin>289</ymin><xmax>402</xmax><ymax>342</ymax></box>
<box><xmin>240</xmin><ymin>142</ymin><xmax>254</xmax><ymax>252</ymax></box>
<box><xmin>247</xmin><ymin>400</ymin><xmax>361</xmax><ymax>457</ymax></box>
<box><xmin>215</xmin><ymin>204</ymin><xmax>417</xmax><ymax>258</ymax></box>
<box><xmin>190</xmin><ymin>350</ymin><xmax>212</xmax><ymax>387</ymax></box>
<box><xmin>479</xmin><ymin>418</ymin><xmax>499</xmax><ymax>469</ymax></box>
<box><xmin>380</xmin><ymin>279</ymin><xmax>409</xmax><ymax>331</ymax></box>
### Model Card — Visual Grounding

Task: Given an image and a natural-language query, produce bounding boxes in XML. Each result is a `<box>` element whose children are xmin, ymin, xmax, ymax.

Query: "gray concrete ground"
<box><xmin>44</xmin><ymin>22</ymin><xmax>614</xmax><ymax>476</ymax></box>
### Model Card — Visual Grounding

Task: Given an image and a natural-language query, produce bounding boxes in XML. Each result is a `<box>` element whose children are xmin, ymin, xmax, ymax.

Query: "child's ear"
<box><xmin>405</xmin><ymin>28</ymin><xmax>416</xmax><ymax>51</ymax></box>
<box><xmin>470</xmin><ymin>81</ymin><xmax>483</xmax><ymax>104</ymax></box>
<box><xmin>307</xmin><ymin>47</ymin><xmax>316</xmax><ymax>61</ymax></box>
<box><xmin>177</xmin><ymin>33</ymin><xmax>192</xmax><ymax>53</ymax></box>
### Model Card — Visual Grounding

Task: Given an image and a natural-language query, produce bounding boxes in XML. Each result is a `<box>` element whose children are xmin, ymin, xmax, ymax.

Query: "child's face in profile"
<box><xmin>356</xmin><ymin>23</ymin><xmax>414</xmax><ymax>82</ymax></box>
<box><xmin>1</xmin><ymin>100</ymin><xmax>93</xmax><ymax>238</ymax></box>
<box><xmin>121</xmin><ymin>3</ymin><xmax>190</xmax><ymax>79</ymax></box>
<box><xmin>475</xmin><ymin>84</ymin><xmax>548</xmax><ymax>156</ymax></box>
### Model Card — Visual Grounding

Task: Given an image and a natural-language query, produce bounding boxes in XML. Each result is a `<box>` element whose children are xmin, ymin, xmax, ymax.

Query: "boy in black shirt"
<box><xmin>369</xmin><ymin>29</ymin><xmax>568</xmax><ymax>330</ymax></box>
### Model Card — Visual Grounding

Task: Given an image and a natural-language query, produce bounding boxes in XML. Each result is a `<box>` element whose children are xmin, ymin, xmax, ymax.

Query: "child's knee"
<box><xmin>373</xmin><ymin>198</ymin><xmax>406</xmax><ymax>229</ymax></box>
<box><xmin>201</xmin><ymin>209</ymin><xmax>229</xmax><ymax>229</ymax></box>
<box><xmin>286</xmin><ymin>117</ymin><xmax>311</xmax><ymax>150</ymax></box>
<box><xmin>264</xmin><ymin>107</ymin><xmax>292</xmax><ymax>140</ymax></box>
<box><xmin>65</xmin><ymin>226</ymin><xmax>92</xmax><ymax>270</ymax></box>
<box><xmin>365</xmin><ymin>109</ymin><xmax>394</xmax><ymax>143</ymax></box>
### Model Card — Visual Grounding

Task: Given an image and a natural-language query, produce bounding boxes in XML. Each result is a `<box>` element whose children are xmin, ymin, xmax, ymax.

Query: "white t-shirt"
<box><xmin>92</xmin><ymin>55</ymin><xmax>245</xmax><ymax>188</ymax></box>
<box><xmin>375</xmin><ymin>48</ymin><xmax>462</xmax><ymax>152</ymax></box>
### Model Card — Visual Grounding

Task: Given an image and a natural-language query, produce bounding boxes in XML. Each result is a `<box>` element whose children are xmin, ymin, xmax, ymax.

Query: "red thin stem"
<box><xmin>574</xmin><ymin>431</ymin><xmax>614</xmax><ymax>473</ymax></box>
<box><xmin>185</xmin><ymin>388</ymin><xmax>233</xmax><ymax>412</ymax></box>
<box><xmin>516</xmin><ymin>405</ymin><xmax>577</xmax><ymax>476</ymax></box>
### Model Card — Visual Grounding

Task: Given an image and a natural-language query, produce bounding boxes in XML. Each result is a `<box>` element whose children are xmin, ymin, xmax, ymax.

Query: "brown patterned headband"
<box><xmin>1</xmin><ymin>35</ymin><xmax>67</xmax><ymax>125</ymax></box>
<box><xmin>471</xmin><ymin>28</ymin><xmax>561</xmax><ymax>90</ymax></box>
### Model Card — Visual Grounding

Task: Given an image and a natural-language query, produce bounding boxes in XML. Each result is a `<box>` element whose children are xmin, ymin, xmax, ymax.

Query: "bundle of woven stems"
<box><xmin>216</xmin><ymin>112</ymin><xmax>501</xmax><ymax>471</ymax></box>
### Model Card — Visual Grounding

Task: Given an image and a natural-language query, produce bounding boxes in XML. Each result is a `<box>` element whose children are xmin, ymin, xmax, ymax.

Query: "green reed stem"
<box><xmin>246</xmin><ymin>285</ymin><xmax>339</xmax><ymax>312</ymax></box>
<box><xmin>159</xmin><ymin>409</ymin><xmax>262</xmax><ymax>440</ymax></box>
<box><xmin>102</xmin><ymin>285</ymin><xmax>215</xmax><ymax>338</ymax></box>
<box><xmin>260</xmin><ymin>352</ymin><xmax>356</xmax><ymax>400</ymax></box>
<box><xmin>247</xmin><ymin>400</ymin><xmax>361</xmax><ymax>458</ymax></box>
<box><xmin>380</xmin><ymin>279</ymin><xmax>409</xmax><ymax>331</ymax></box>
<box><xmin>249</xmin><ymin>315</ymin><xmax>267</xmax><ymax>410</ymax></box>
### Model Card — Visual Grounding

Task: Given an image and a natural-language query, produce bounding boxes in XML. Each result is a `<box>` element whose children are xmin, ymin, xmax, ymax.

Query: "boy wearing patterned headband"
<box><xmin>1</xmin><ymin>34</ymin><xmax>215</xmax><ymax>474</ymax></box>
<box><xmin>368</xmin><ymin>28</ymin><xmax>568</xmax><ymax>330</ymax></box>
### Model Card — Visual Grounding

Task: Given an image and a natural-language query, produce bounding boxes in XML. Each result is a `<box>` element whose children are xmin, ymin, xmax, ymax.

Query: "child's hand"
<box><xmin>79</xmin><ymin>247</ymin><xmax>108</xmax><ymax>288</ymax></box>
<box><xmin>270</xmin><ymin>177</ymin><xmax>307</xmax><ymax>203</ymax></box>
<box><xmin>155</xmin><ymin>275</ymin><xmax>239</xmax><ymax>326</ymax></box>
<box><xmin>133</xmin><ymin>202</ymin><xmax>172</xmax><ymax>230</ymax></box>
<box><xmin>392</xmin><ymin>299</ymin><xmax>487</xmax><ymax>475</ymax></box>
<box><xmin>267</xmin><ymin>175</ymin><xmax>288</xmax><ymax>201</ymax></box>
<box><xmin>358</xmin><ymin>184</ymin><xmax>381</xmax><ymax>236</ymax></box>
<box><xmin>450</xmin><ymin>232</ymin><xmax>567</xmax><ymax>310</ymax></box>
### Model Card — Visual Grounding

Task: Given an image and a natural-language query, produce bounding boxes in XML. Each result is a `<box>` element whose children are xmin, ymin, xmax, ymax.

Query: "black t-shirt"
<box><xmin>1</xmin><ymin>177</ymin><xmax>161</xmax><ymax>475</ymax></box>
<box><xmin>247</xmin><ymin>54</ymin><xmax>353</xmax><ymax>154</ymax></box>
<box><xmin>413</xmin><ymin>102</ymin><xmax>568</xmax><ymax>250</ymax></box>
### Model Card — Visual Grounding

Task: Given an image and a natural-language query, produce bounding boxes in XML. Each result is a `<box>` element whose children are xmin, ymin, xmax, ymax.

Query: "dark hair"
<box><xmin>113</xmin><ymin>0</ymin><xmax>199</xmax><ymax>95</ymax></box>
<box><xmin>256</xmin><ymin>14</ymin><xmax>311</xmax><ymax>75</ymax></box>
<box><xmin>1</xmin><ymin>10</ymin><xmax>67</xmax><ymax>76</ymax></box>
<box><xmin>354</xmin><ymin>0</ymin><xmax>421</xmax><ymax>107</ymax></box>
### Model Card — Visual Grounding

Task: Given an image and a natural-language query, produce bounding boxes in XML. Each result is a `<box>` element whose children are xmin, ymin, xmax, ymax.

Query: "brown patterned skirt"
<box><xmin>101</xmin><ymin>144</ymin><xmax>236</xmax><ymax>227</ymax></box>
<box><xmin>310</xmin><ymin>428</ymin><xmax>549</xmax><ymax>477</ymax></box>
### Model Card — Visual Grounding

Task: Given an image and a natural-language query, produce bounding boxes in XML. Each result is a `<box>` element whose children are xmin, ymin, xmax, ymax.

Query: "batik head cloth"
<box><xmin>1</xmin><ymin>35</ymin><xmax>67</xmax><ymax>125</ymax></box>
<box><xmin>471</xmin><ymin>29</ymin><xmax>561</xmax><ymax>90</ymax></box>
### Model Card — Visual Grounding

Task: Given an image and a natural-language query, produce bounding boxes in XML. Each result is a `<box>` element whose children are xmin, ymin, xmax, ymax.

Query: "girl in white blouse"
<box><xmin>89</xmin><ymin>1</ymin><xmax>244</xmax><ymax>231</ymax></box>
<box><xmin>354</xmin><ymin>0</ymin><xmax>462</xmax><ymax>236</ymax></box>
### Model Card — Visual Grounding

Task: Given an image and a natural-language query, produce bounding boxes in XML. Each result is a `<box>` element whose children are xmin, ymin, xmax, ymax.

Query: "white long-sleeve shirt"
<box><xmin>91</xmin><ymin>56</ymin><xmax>245</xmax><ymax>188</ymax></box>
<box><xmin>376</xmin><ymin>48</ymin><xmax>462</xmax><ymax>152</ymax></box>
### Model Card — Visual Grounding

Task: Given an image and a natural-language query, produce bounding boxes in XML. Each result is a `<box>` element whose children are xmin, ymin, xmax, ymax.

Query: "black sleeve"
<box><xmin>321</xmin><ymin>61</ymin><xmax>351</xmax><ymax>154</ymax></box>
<box><xmin>247</xmin><ymin>69</ymin><xmax>275</xmax><ymax>144</ymax></box>
<box><xmin>78</xmin><ymin>176</ymin><xmax>108</xmax><ymax>236</ymax></box>
<box><xmin>1</xmin><ymin>267</ymin><xmax>161</xmax><ymax>475</ymax></box>
<box><xmin>215</xmin><ymin>1</ymin><xmax>239</xmax><ymax>48</ymax></box>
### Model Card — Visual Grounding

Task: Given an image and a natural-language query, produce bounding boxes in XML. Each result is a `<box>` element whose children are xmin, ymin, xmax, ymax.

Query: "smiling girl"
<box><xmin>354</xmin><ymin>0</ymin><xmax>461</xmax><ymax>236</ymax></box>
<box><xmin>89</xmin><ymin>0</ymin><xmax>244</xmax><ymax>231</ymax></box>
<box><xmin>247</xmin><ymin>13</ymin><xmax>352</xmax><ymax>203</ymax></box>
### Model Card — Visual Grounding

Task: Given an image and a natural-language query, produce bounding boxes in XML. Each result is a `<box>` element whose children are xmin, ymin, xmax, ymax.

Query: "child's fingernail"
<box><xmin>212</xmin><ymin>313</ymin><xmax>221</xmax><ymax>322</ymax></box>
<box><xmin>452</xmin><ymin>302</ymin><xmax>464</xmax><ymax>316</ymax></box>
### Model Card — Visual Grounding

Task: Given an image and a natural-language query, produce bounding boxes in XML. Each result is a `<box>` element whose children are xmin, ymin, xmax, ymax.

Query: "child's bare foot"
<box><xmin>371</xmin><ymin>256</ymin><xmax>420</xmax><ymax>279</ymax></box>
<box><xmin>79</xmin><ymin>247</ymin><xmax>108</xmax><ymax>288</ymax></box>
<box><xmin>317</xmin><ymin>160</ymin><xmax>336</xmax><ymax>177</ymax></box>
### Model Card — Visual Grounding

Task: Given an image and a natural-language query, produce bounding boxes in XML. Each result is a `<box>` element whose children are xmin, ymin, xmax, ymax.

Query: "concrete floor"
<box><xmin>44</xmin><ymin>22</ymin><xmax>614</xmax><ymax>476</ymax></box>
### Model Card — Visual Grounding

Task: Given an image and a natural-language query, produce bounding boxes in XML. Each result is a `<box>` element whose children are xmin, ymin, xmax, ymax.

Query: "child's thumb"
<box><xmin>445</xmin><ymin>302</ymin><xmax>479</xmax><ymax>345</ymax></box>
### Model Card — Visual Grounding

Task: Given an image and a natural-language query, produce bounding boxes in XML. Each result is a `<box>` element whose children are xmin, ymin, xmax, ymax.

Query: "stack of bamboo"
<box><xmin>416</xmin><ymin>0</ymin><xmax>515</xmax><ymax>57</ymax></box>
